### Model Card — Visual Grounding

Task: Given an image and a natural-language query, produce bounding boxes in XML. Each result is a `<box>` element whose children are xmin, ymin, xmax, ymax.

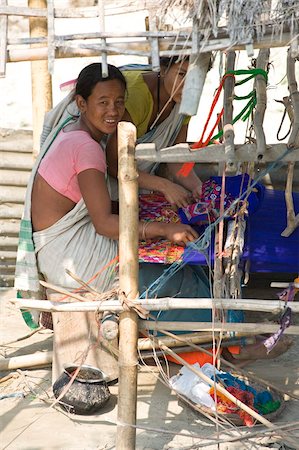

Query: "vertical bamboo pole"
<box><xmin>0</xmin><ymin>0</ymin><xmax>8</xmax><ymax>77</ymax></box>
<box><xmin>116</xmin><ymin>122</ymin><xmax>139</xmax><ymax>450</ymax></box>
<box><xmin>253</xmin><ymin>48</ymin><xmax>270</xmax><ymax>160</ymax></box>
<box><xmin>148</xmin><ymin>9</ymin><xmax>160</xmax><ymax>72</ymax></box>
<box><xmin>29</xmin><ymin>0</ymin><xmax>52</xmax><ymax>157</ymax></box>
<box><xmin>223</xmin><ymin>51</ymin><xmax>236</xmax><ymax>172</ymax></box>
<box><xmin>98</xmin><ymin>0</ymin><xmax>108</xmax><ymax>77</ymax></box>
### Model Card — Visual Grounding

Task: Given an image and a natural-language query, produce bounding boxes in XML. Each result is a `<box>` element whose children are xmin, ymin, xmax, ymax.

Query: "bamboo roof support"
<box><xmin>223</xmin><ymin>51</ymin><xmax>236</xmax><ymax>172</ymax></box>
<box><xmin>253</xmin><ymin>48</ymin><xmax>270</xmax><ymax>160</ymax></box>
<box><xmin>98</xmin><ymin>0</ymin><xmax>108</xmax><ymax>77</ymax></box>
<box><xmin>148</xmin><ymin>10</ymin><xmax>160</xmax><ymax>72</ymax></box>
<box><xmin>0</xmin><ymin>0</ymin><xmax>8</xmax><ymax>77</ymax></box>
<box><xmin>116</xmin><ymin>122</ymin><xmax>138</xmax><ymax>450</ymax></box>
<box><xmin>5</xmin><ymin>31</ymin><xmax>297</xmax><ymax>64</ymax></box>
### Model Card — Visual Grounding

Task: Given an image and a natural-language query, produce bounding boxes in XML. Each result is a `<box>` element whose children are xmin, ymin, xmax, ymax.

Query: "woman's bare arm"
<box><xmin>78</xmin><ymin>168</ymin><xmax>198</xmax><ymax>245</ymax></box>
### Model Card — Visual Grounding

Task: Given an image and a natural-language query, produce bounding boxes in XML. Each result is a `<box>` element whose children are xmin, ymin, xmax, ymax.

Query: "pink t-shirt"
<box><xmin>38</xmin><ymin>129</ymin><xmax>106</xmax><ymax>203</ymax></box>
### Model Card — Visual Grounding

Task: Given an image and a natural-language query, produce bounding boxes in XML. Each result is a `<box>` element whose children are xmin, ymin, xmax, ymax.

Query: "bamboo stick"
<box><xmin>139</xmin><ymin>321</ymin><xmax>299</xmax><ymax>335</ymax></box>
<box><xmin>223</xmin><ymin>51</ymin><xmax>236</xmax><ymax>171</ymax></box>
<box><xmin>7</xmin><ymin>31</ymin><xmax>192</xmax><ymax>45</ymax></box>
<box><xmin>116</xmin><ymin>122</ymin><xmax>139</xmax><ymax>450</ymax></box>
<box><xmin>29</xmin><ymin>0</ymin><xmax>52</xmax><ymax>158</ymax></box>
<box><xmin>0</xmin><ymin>4</ymin><xmax>154</xmax><ymax>18</ymax></box>
<box><xmin>98</xmin><ymin>0</ymin><xmax>108</xmax><ymax>77</ymax></box>
<box><xmin>4</xmin><ymin>34</ymin><xmax>297</xmax><ymax>64</ymax></box>
<box><xmin>0</xmin><ymin>0</ymin><xmax>8</xmax><ymax>77</ymax></box>
<box><xmin>253</xmin><ymin>48</ymin><xmax>270</xmax><ymax>160</ymax></box>
<box><xmin>47</xmin><ymin>0</ymin><xmax>54</xmax><ymax>74</ymax></box>
<box><xmin>39</xmin><ymin>280</ymin><xmax>88</xmax><ymax>302</ymax></box>
<box><xmin>138</xmin><ymin>331</ymin><xmax>253</xmax><ymax>351</ymax></box>
<box><xmin>148</xmin><ymin>10</ymin><xmax>160</xmax><ymax>72</ymax></box>
<box><xmin>11</xmin><ymin>296</ymin><xmax>299</xmax><ymax>313</ymax></box>
<box><xmin>0</xmin><ymin>352</ymin><xmax>52</xmax><ymax>371</ymax></box>
<box><xmin>135</xmin><ymin>142</ymin><xmax>299</xmax><ymax>163</ymax></box>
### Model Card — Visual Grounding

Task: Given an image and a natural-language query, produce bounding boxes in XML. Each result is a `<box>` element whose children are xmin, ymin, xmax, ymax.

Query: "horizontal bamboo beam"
<box><xmin>140</xmin><ymin>321</ymin><xmax>299</xmax><ymax>335</ymax></box>
<box><xmin>135</xmin><ymin>142</ymin><xmax>299</xmax><ymax>163</ymax></box>
<box><xmin>8</xmin><ymin>31</ymin><xmax>191</xmax><ymax>45</ymax></box>
<box><xmin>138</xmin><ymin>331</ymin><xmax>252</xmax><ymax>351</ymax></box>
<box><xmin>11</xmin><ymin>297</ymin><xmax>299</xmax><ymax>313</ymax></box>
<box><xmin>0</xmin><ymin>351</ymin><xmax>52</xmax><ymax>371</ymax></box>
<box><xmin>0</xmin><ymin>4</ymin><xmax>152</xmax><ymax>18</ymax></box>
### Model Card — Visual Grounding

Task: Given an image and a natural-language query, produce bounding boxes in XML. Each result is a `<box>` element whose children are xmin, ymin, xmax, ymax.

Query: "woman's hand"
<box><xmin>163</xmin><ymin>223</ymin><xmax>199</xmax><ymax>246</ymax></box>
<box><xmin>160</xmin><ymin>179</ymin><xmax>192</xmax><ymax>208</ymax></box>
<box><xmin>191</xmin><ymin>182</ymin><xmax>202</xmax><ymax>202</ymax></box>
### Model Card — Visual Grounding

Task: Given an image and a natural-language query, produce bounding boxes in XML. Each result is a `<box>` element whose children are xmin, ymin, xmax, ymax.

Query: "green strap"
<box><xmin>211</xmin><ymin>93</ymin><xmax>256</xmax><ymax>142</ymax></box>
<box><xmin>43</xmin><ymin>115</ymin><xmax>75</xmax><ymax>156</ymax></box>
<box><xmin>226</xmin><ymin>68</ymin><xmax>268</xmax><ymax>83</ymax></box>
<box><xmin>208</xmin><ymin>69</ymin><xmax>266</xmax><ymax>143</ymax></box>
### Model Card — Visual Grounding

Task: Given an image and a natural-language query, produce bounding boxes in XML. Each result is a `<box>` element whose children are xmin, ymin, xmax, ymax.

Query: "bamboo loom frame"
<box><xmin>2</xmin><ymin>4</ymin><xmax>299</xmax><ymax>450</ymax></box>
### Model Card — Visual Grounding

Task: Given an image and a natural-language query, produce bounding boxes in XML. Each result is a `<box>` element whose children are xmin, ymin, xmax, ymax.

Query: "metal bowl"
<box><xmin>52</xmin><ymin>364</ymin><xmax>111</xmax><ymax>415</ymax></box>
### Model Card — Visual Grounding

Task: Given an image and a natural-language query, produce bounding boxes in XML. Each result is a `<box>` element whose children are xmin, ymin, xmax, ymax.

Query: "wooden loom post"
<box><xmin>116</xmin><ymin>122</ymin><xmax>139</xmax><ymax>450</ymax></box>
<box><xmin>213</xmin><ymin>52</ymin><xmax>236</xmax><ymax>305</ymax></box>
<box><xmin>29</xmin><ymin>0</ymin><xmax>52</xmax><ymax>157</ymax></box>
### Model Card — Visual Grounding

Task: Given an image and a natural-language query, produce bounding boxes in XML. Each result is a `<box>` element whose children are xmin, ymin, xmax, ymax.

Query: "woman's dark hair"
<box><xmin>75</xmin><ymin>63</ymin><xmax>127</xmax><ymax>100</ymax></box>
<box><xmin>159</xmin><ymin>56</ymin><xmax>189</xmax><ymax>71</ymax></box>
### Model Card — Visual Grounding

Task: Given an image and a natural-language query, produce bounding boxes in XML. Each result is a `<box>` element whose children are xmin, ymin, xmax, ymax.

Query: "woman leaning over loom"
<box><xmin>106</xmin><ymin>57</ymin><xmax>203</xmax><ymax>207</ymax></box>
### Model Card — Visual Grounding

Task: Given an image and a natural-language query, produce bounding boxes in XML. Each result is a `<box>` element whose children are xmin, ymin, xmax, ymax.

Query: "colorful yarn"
<box><xmin>138</xmin><ymin>193</ymin><xmax>184</xmax><ymax>264</ymax></box>
<box><xmin>209</xmin><ymin>385</ymin><xmax>256</xmax><ymax>427</ymax></box>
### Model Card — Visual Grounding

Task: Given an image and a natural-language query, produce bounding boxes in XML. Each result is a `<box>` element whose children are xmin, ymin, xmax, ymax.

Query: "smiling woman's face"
<box><xmin>162</xmin><ymin>60</ymin><xmax>189</xmax><ymax>103</ymax></box>
<box><xmin>77</xmin><ymin>78</ymin><xmax>126</xmax><ymax>137</ymax></box>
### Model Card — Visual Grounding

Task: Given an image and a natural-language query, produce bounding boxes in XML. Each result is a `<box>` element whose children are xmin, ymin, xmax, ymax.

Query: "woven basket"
<box><xmin>177</xmin><ymin>373</ymin><xmax>286</xmax><ymax>426</ymax></box>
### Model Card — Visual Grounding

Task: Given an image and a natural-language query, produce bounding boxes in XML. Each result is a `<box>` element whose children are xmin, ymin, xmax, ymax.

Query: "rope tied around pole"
<box><xmin>118</xmin><ymin>290</ymin><xmax>149</xmax><ymax>319</ymax></box>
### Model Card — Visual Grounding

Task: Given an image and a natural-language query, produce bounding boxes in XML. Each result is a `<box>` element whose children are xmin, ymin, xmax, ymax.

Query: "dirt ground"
<box><xmin>1</xmin><ymin>274</ymin><xmax>299</xmax><ymax>450</ymax></box>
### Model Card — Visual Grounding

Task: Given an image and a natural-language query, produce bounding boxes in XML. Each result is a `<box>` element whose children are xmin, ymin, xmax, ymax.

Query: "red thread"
<box><xmin>177</xmin><ymin>73</ymin><xmax>235</xmax><ymax>177</ymax></box>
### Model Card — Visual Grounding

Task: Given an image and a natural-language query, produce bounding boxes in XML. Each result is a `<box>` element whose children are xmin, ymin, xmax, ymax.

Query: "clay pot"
<box><xmin>52</xmin><ymin>364</ymin><xmax>111</xmax><ymax>415</ymax></box>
